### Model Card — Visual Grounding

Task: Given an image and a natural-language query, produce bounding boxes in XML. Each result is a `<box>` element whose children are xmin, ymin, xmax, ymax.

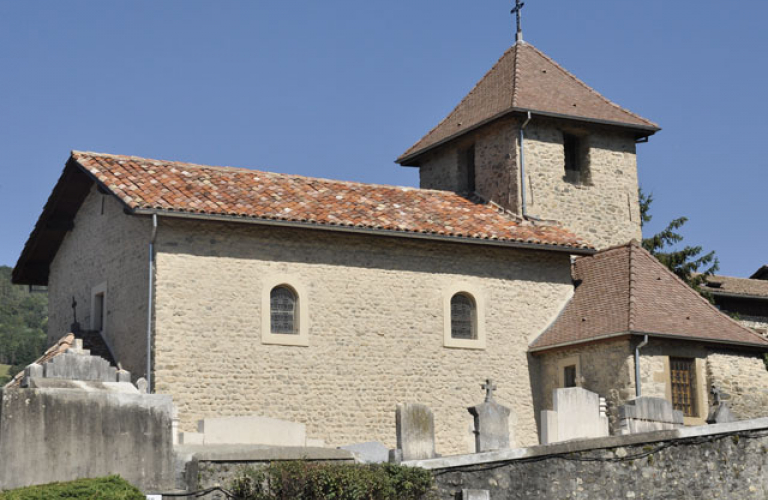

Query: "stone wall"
<box><xmin>522</xmin><ymin>119</ymin><xmax>641</xmax><ymax>249</ymax></box>
<box><xmin>417</xmin><ymin>117</ymin><xmax>519</xmax><ymax>213</ymax></box>
<box><xmin>707</xmin><ymin>350</ymin><xmax>768</xmax><ymax>420</ymax></box>
<box><xmin>153</xmin><ymin>219</ymin><xmax>573</xmax><ymax>454</ymax></box>
<box><xmin>0</xmin><ymin>386</ymin><xmax>175</xmax><ymax>492</ymax></box>
<box><xmin>47</xmin><ymin>186</ymin><xmax>151</xmax><ymax>379</ymax></box>
<box><xmin>534</xmin><ymin>339</ymin><xmax>634</xmax><ymax>434</ymax></box>
<box><xmin>422</xmin><ymin>418</ymin><xmax>768</xmax><ymax>500</ymax></box>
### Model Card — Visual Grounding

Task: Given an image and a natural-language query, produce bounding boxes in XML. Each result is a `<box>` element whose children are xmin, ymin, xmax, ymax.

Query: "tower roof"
<box><xmin>398</xmin><ymin>42</ymin><xmax>660</xmax><ymax>165</ymax></box>
<box><xmin>529</xmin><ymin>241</ymin><xmax>768</xmax><ymax>352</ymax></box>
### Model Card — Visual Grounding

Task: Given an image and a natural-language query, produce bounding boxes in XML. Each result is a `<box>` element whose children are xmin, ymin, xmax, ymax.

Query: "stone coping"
<box><xmin>403</xmin><ymin>417</ymin><xmax>768</xmax><ymax>470</ymax></box>
<box><xmin>176</xmin><ymin>444</ymin><xmax>355</xmax><ymax>462</ymax></box>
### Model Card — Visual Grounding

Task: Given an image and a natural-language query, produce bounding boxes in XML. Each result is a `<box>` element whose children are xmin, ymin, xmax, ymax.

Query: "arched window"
<box><xmin>270</xmin><ymin>285</ymin><xmax>298</xmax><ymax>334</ymax></box>
<box><xmin>450</xmin><ymin>293</ymin><xmax>476</xmax><ymax>340</ymax></box>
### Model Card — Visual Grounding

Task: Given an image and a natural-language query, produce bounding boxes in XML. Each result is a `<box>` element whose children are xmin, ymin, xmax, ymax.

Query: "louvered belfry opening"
<box><xmin>670</xmin><ymin>357</ymin><xmax>697</xmax><ymax>417</ymax></box>
<box><xmin>450</xmin><ymin>293</ymin><xmax>476</xmax><ymax>340</ymax></box>
<box><xmin>270</xmin><ymin>285</ymin><xmax>298</xmax><ymax>334</ymax></box>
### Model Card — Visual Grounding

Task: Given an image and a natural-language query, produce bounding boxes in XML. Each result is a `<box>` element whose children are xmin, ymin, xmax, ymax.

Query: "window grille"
<box><xmin>450</xmin><ymin>293</ymin><xmax>476</xmax><ymax>340</ymax></box>
<box><xmin>670</xmin><ymin>357</ymin><xmax>697</xmax><ymax>417</ymax></box>
<box><xmin>270</xmin><ymin>286</ymin><xmax>297</xmax><ymax>334</ymax></box>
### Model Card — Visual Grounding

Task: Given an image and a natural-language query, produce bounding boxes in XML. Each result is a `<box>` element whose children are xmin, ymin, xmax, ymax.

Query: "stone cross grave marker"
<box><xmin>395</xmin><ymin>403</ymin><xmax>436</xmax><ymax>461</ymax></box>
<box><xmin>468</xmin><ymin>378</ymin><xmax>512</xmax><ymax>453</ymax></box>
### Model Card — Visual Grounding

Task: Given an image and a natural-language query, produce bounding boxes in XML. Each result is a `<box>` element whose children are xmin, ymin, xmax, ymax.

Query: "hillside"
<box><xmin>0</xmin><ymin>265</ymin><xmax>48</xmax><ymax>384</ymax></box>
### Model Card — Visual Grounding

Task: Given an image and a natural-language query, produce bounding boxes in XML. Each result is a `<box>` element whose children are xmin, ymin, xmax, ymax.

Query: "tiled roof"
<box><xmin>530</xmin><ymin>241</ymin><xmax>768</xmax><ymax>352</ymax></box>
<box><xmin>71</xmin><ymin>151</ymin><xmax>593</xmax><ymax>251</ymax></box>
<box><xmin>701</xmin><ymin>274</ymin><xmax>768</xmax><ymax>299</ymax></box>
<box><xmin>398</xmin><ymin>42</ymin><xmax>659</xmax><ymax>164</ymax></box>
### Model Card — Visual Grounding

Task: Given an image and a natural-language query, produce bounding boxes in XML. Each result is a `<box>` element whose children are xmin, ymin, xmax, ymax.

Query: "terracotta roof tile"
<box><xmin>70</xmin><ymin>151</ymin><xmax>593</xmax><ymax>251</ymax></box>
<box><xmin>530</xmin><ymin>241</ymin><xmax>768</xmax><ymax>351</ymax></box>
<box><xmin>399</xmin><ymin>42</ymin><xmax>659</xmax><ymax>164</ymax></box>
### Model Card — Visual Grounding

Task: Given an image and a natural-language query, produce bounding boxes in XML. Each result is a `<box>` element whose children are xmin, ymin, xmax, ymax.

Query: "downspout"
<box><xmin>146</xmin><ymin>213</ymin><xmax>158</xmax><ymax>392</ymax></box>
<box><xmin>519</xmin><ymin>111</ymin><xmax>532</xmax><ymax>218</ymax></box>
<box><xmin>634</xmin><ymin>334</ymin><xmax>649</xmax><ymax>397</ymax></box>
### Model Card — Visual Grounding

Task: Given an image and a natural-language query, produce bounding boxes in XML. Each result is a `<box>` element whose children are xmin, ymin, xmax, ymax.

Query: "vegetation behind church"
<box><xmin>0</xmin><ymin>265</ymin><xmax>47</xmax><ymax>385</ymax></box>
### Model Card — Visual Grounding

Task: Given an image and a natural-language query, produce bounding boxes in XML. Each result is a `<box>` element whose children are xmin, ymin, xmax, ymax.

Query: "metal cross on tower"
<box><xmin>482</xmin><ymin>378</ymin><xmax>497</xmax><ymax>402</ymax></box>
<box><xmin>511</xmin><ymin>0</ymin><xmax>525</xmax><ymax>43</ymax></box>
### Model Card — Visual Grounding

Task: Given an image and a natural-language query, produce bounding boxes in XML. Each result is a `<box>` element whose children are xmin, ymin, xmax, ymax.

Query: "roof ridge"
<box><xmin>523</xmin><ymin>44</ymin><xmax>659</xmax><ymax>129</ymax></box>
<box><xmin>511</xmin><ymin>42</ymin><xmax>522</xmax><ymax>109</ymax></box>
<box><xmin>73</xmin><ymin>150</ymin><xmax>464</xmax><ymax>197</ymax></box>
<box><xmin>632</xmin><ymin>244</ymin><xmax>768</xmax><ymax>344</ymax></box>
<box><xmin>398</xmin><ymin>46</ymin><xmax>516</xmax><ymax>160</ymax></box>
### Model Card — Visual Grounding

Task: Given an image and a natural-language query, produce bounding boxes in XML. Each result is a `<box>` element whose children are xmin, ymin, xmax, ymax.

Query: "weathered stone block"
<box><xmin>197</xmin><ymin>415</ymin><xmax>307</xmax><ymax>447</ymax></box>
<box><xmin>396</xmin><ymin>403</ymin><xmax>436</xmax><ymax>461</ymax></box>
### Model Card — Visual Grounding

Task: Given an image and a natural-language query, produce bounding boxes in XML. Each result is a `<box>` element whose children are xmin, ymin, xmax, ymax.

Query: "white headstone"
<box><xmin>396</xmin><ymin>403</ymin><xmax>436</xmax><ymax>461</ymax></box>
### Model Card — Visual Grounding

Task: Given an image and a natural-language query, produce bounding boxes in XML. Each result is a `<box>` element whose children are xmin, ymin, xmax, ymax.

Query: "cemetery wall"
<box><xmin>153</xmin><ymin>219</ymin><xmax>574</xmax><ymax>455</ymax></box>
<box><xmin>423</xmin><ymin>418</ymin><xmax>768</xmax><ymax>500</ymax></box>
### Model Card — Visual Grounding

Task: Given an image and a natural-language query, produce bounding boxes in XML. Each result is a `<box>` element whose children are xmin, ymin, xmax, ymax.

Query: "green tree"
<box><xmin>0</xmin><ymin>266</ymin><xmax>48</xmax><ymax>384</ymax></box>
<box><xmin>639</xmin><ymin>189</ymin><xmax>719</xmax><ymax>292</ymax></box>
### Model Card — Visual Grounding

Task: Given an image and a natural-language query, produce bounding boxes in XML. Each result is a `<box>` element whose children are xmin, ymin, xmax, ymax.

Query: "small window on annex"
<box><xmin>670</xmin><ymin>357</ymin><xmax>697</xmax><ymax>417</ymax></box>
<box><xmin>563</xmin><ymin>132</ymin><xmax>590</xmax><ymax>184</ymax></box>
<box><xmin>450</xmin><ymin>293</ymin><xmax>477</xmax><ymax>340</ymax></box>
<box><xmin>270</xmin><ymin>285</ymin><xmax>298</xmax><ymax>335</ymax></box>
<box><xmin>563</xmin><ymin>365</ymin><xmax>577</xmax><ymax>388</ymax></box>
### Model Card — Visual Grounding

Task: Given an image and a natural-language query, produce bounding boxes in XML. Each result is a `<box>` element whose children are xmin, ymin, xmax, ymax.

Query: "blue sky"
<box><xmin>1</xmin><ymin>1</ymin><xmax>765</xmax><ymax>276</ymax></box>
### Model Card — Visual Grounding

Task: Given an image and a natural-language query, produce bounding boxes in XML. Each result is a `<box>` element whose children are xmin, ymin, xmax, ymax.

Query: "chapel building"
<box><xmin>11</xmin><ymin>37</ymin><xmax>768</xmax><ymax>455</ymax></box>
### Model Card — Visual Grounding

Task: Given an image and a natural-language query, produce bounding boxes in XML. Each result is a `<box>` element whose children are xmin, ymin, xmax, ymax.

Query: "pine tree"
<box><xmin>639</xmin><ymin>189</ymin><xmax>719</xmax><ymax>292</ymax></box>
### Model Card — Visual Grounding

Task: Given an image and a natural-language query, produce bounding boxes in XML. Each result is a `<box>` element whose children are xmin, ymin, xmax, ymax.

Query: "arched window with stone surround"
<box><xmin>270</xmin><ymin>285</ymin><xmax>298</xmax><ymax>335</ymax></box>
<box><xmin>450</xmin><ymin>292</ymin><xmax>476</xmax><ymax>340</ymax></box>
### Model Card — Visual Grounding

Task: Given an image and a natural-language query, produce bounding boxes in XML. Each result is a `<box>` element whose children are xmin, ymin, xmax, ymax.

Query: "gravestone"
<box><xmin>467</xmin><ymin>379</ymin><xmax>512</xmax><ymax>452</ymax></box>
<box><xmin>395</xmin><ymin>403</ymin><xmax>436</xmax><ymax>461</ymax></box>
<box><xmin>339</xmin><ymin>442</ymin><xmax>390</xmax><ymax>463</ymax></box>
<box><xmin>540</xmin><ymin>387</ymin><xmax>609</xmax><ymax>444</ymax></box>
<box><xmin>617</xmin><ymin>397</ymin><xmax>684</xmax><ymax>435</ymax></box>
<box><xmin>707</xmin><ymin>384</ymin><xmax>737</xmax><ymax>424</ymax></box>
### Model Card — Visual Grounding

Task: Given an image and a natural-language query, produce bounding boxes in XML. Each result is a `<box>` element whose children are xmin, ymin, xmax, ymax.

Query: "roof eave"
<box><xmin>131</xmin><ymin>208</ymin><xmax>596</xmax><ymax>256</ymax></box>
<box><xmin>530</xmin><ymin>330</ymin><xmax>768</xmax><ymax>354</ymax></box>
<box><xmin>397</xmin><ymin>108</ymin><xmax>660</xmax><ymax>166</ymax></box>
<box><xmin>706</xmin><ymin>290</ymin><xmax>768</xmax><ymax>301</ymax></box>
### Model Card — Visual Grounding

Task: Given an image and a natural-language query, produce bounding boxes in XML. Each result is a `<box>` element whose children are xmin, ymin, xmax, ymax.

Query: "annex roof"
<box><xmin>701</xmin><ymin>274</ymin><xmax>768</xmax><ymax>300</ymax></box>
<box><xmin>530</xmin><ymin>241</ymin><xmax>768</xmax><ymax>352</ymax></box>
<box><xmin>398</xmin><ymin>42</ymin><xmax>659</xmax><ymax>165</ymax></box>
<box><xmin>13</xmin><ymin>151</ymin><xmax>594</xmax><ymax>285</ymax></box>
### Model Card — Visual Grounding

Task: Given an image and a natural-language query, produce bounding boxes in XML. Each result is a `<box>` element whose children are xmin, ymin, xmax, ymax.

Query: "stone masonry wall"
<box><xmin>418</xmin><ymin>117</ymin><xmax>519</xmax><ymax>213</ymax></box>
<box><xmin>153</xmin><ymin>219</ymin><xmax>573</xmax><ymax>455</ymax></box>
<box><xmin>418</xmin><ymin>116</ymin><xmax>642</xmax><ymax>250</ymax></box>
<box><xmin>535</xmin><ymin>339</ymin><xmax>634</xmax><ymax>434</ymax></box>
<box><xmin>708</xmin><ymin>350</ymin><xmax>768</xmax><ymax>420</ymax></box>
<box><xmin>432</xmin><ymin>423</ymin><xmax>768</xmax><ymax>500</ymax></box>
<box><xmin>522</xmin><ymin>119</ymin><xmax>641</xmax><ymax>249</ymax></box>
<box><xmin>47</xmin><ymin>186</ymin><xmax>150</xmax><ymax>379</ymax></box>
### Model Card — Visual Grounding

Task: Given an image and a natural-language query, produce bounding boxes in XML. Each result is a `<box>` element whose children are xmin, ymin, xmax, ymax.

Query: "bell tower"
<box><xmin>397</xmin><ymin>22</ymin><xmax>659</xmax><ymax>249</ymax></box>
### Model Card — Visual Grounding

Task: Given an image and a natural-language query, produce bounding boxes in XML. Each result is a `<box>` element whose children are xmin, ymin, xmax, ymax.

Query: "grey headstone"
<box><xmin>707</xmin><ymin>403</ymin><xmax>737</xmax><ymax>424</ymax></box>
<box><xmin>396</xmin><ymin>403</ymin><xmax>436</xmax><ymax>461</ymax></box>
<box><xmin>339</xmin><ymin>441</ymin><xmax>390</xmax><ymax>463</ymax></box>
<box><xmin>137</xmin><ymin>377</ymin><xmax>149</xmax><ymax>394</ymax></box>
<box><xmin>468</xmin><ymin>379</ymin><xmax>511</xmax><ymax>452</ymax></box>
<box><xmin>461</xmin><ymin>490</ymin><xmax>491</xmax><ymax>500</ymax></box>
